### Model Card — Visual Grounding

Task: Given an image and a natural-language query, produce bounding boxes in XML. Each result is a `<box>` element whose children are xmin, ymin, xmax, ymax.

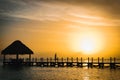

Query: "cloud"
<box><xmin>0</xmin><ymin>0</ymin><xmax>120</xmax><ymax>27</ymax></box>
<box><xmin>0</xmin><ymin>0</ymin><xmax>66</xmax><ymax>21</ymax></box>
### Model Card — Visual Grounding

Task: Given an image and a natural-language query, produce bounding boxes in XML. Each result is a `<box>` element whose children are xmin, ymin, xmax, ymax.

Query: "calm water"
<box><xmin>0</xmin><ymin>63</ymin><xmax>120</xmax><ymax>80</ymax></box>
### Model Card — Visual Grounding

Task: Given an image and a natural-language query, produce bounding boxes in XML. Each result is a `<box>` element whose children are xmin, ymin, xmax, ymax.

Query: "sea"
<box><xmin>0</xmin><ymin>60</ymin><xmax>120</xmax><ymax>80</ymax></box>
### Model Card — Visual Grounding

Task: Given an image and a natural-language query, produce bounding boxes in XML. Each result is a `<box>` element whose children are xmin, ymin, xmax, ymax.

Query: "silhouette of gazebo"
<box><xmin>1</xmin><ymin>40</ymin><xmax>33</xmax><ymax>63</ymax></box>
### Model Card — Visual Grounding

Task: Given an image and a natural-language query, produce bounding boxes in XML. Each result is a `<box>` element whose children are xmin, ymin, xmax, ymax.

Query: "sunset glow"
<box><xmin>68</xmin><ymin>27</ymin><xmax>105</xmax><ymax>54</ymax></box>
<box><xmin>1</xmin><ymin>1</ymin><xmax>120</xmax><ymax>80</ymax></box>
<box><xmin>0</xmin><ymin>0</ymin><xmax>120</xmax><ymax>57</ymax></box>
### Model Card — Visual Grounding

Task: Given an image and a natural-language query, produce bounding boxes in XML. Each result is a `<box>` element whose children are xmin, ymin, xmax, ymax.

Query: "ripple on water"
<box><xmin>0</xmin><ymin>66</ymin><xmax>120</xmax><ymax>80</ymax></box>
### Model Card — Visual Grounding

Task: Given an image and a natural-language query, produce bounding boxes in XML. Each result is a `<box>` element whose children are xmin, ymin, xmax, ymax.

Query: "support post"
<box><xmin>102</xmin><ymin>57</ymin><xmax>104</xmax><ymax>63</ymax></box>
<box><xmin>98</xmin><ymin>57</ymin><xmax>100</xmax><ymax>63</ymax></box>
<box><xmin>110</xmin><ymin>57</ymin><xmax>116</xmax><ymax>69</ymax></box>
<box><xmin>110</xmin><ymin>57</ymin><xmax>112</xmax><ymax>63</ymax></box>
<box><xmin>71</xmin><ymin>57</ymin><xmax>73</xmax><ymax>62</ymax></box>
<box><xmin>29</xmin><ymin>54</ymin><xmax>31</xmax><ymax>62</ymax></box>
<box><xmin>81</xmin><ymin>57</ymin><xmax>82</xmax><ymax>63</ymax></box>
<box><xmin>88</xmin><ymin>57</ymin><xmax>89</xmax><ymax>63</ymax></box>
<box><xmin>61</xmin><ymin>57</ymin><xmax>63</xmax><ymax>62</ymax></box>
<box><xmin>57</xmin><ymin>58</ymin><xmax>59</xmax><ymax>62</ymax></box>
<box><xmin>76</xmin><ymin>57</ymin><xmax>78</xmax><ymax>63</ymax></box>
<box><xmin>91</xmin><ymin>57</ymin><xmax>93</xmax><ymax>63</ymax></box>
<box><xmin>16</xmin><ymin>54</ymin><xmax>19</xmax><ymax>60</ymax></box>
<box><xmin>3</xmin><ymin>54</ymin><xmax>6</xmax><ymax>62</ymax></box>
<box><xmin>47</xmin><ymin>58</ymin><xmax>49</xmax><ymax>62</ymax></box>
<box><xmin>114</xmin><ymin>57</ymin><xmax>116</xmax><ymax>63</ymax></box>
<box><xmin>54</xmin><ymin>53</ymin><xmax>57</xmax><ymax>62</ymax></box>
<box><xmin>102</xmin><ymin>57</ymin><xmax>104</xmax><ymax>68</ymax></box>
<box><xmin>88</xmin><ymin>57</ymin><xmax>90</xmax><ymax>68</ymax></box>
<box><xmin>67</xmin><ymin>57</ymin><xmax>69</xmax><ymax>62</ymax></box>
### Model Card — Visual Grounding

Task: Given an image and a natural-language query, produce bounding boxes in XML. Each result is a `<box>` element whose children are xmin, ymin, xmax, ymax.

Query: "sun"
<box><xmin>79</xmin><ymin>37</ymin><xmax>97</xmax><ymax>54</ymax></box>
<box><xmin>69</xmin><ymin>29</ymin><xmax>105</xmax><ymax>54</ymax></box>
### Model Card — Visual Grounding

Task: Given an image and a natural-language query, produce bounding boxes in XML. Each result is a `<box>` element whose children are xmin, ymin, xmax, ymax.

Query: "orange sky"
<box><xmin>0</xmin><ymin>0</ymin><xmax>120</xmax><ymax>58</ymax></box>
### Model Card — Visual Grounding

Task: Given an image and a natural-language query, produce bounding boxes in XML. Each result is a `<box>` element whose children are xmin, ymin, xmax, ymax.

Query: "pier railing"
<box><xmin>3</xmin><ymin>57</ymin><xmax>120</xmax><ymax>69</ymax></box>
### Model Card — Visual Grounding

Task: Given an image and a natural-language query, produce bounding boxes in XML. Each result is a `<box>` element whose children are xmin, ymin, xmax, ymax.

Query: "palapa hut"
<box><xmin>1</xmin><ymin>40</ymin><xmax>33</xmax><ymax>63</ymax></box>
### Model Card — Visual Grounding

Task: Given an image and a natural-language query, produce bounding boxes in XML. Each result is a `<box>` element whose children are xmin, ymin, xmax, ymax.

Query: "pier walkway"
<box><xmin>3</xmin><ymin>57</ymin><xmax>120</xmax><ymax>69</ymax></box>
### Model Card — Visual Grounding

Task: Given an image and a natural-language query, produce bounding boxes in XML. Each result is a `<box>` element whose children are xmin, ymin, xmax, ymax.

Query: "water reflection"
<box><xmin>83</xmin><ymin>76</ymin><xmax>89</xmax><ymax>80</ymax></box>
<box><xmin>0</xmin><ymin>66</ymin><xmax>120</xmax><ymax>80</ymax></box>
<box><xmin>82</xmin><ymin>68</ymin><xmax>90</xmax><ymax>80</ymax></box>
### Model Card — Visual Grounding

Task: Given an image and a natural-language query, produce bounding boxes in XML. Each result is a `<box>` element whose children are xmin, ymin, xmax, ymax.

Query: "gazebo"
<box><xmin>1</xmin><ymin>40</ymin><xmax>33</xmax><ymax>64</ymax></box>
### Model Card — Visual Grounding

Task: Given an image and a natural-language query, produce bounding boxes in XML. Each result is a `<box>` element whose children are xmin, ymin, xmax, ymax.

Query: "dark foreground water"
<box><xmin>0</xmin><ymin>63</ymin><xmax>120</xmax><ymax>80</ymax></box>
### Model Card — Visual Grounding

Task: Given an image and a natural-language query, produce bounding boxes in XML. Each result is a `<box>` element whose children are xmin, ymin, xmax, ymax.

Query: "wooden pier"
<box><xmin>2</xmin><ymin>41</ymin><xmax>120</xmax><ymax>69</ymax></box>
<box><xmin>3</xmin><ymin>56</ymin><xmax>120</xmax><ymax>69</ymax></box>
<box><xmin>1</xmin><ymin>41</ymin><xmax>120</xmax><ymax>69</ymax></box>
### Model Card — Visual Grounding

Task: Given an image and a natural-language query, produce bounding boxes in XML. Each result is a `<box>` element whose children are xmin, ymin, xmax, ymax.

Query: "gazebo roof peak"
<box><xmin>1</xmin><ymin>40</ymin><xmax>33</xmax><ymax>55</ymax></box>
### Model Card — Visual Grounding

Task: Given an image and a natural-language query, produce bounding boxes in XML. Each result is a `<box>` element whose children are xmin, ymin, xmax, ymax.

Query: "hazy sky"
<box><xmin>0</xmin><ymin>0</ymin><xmax>120</xmax><ymax>57</ymax></box>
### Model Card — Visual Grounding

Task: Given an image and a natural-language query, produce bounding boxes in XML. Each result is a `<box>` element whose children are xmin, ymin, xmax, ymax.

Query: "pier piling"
<box><xmin>2</xmin><ymin>57</ymin><xmax>120</xmax><ymax>69</ymax></box>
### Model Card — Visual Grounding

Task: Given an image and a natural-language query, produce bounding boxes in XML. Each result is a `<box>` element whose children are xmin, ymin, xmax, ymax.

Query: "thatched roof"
<box><xmin>1</xmin><ymin>40</ymin><xmax>33</xmax><ymax>55</ymax></box>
